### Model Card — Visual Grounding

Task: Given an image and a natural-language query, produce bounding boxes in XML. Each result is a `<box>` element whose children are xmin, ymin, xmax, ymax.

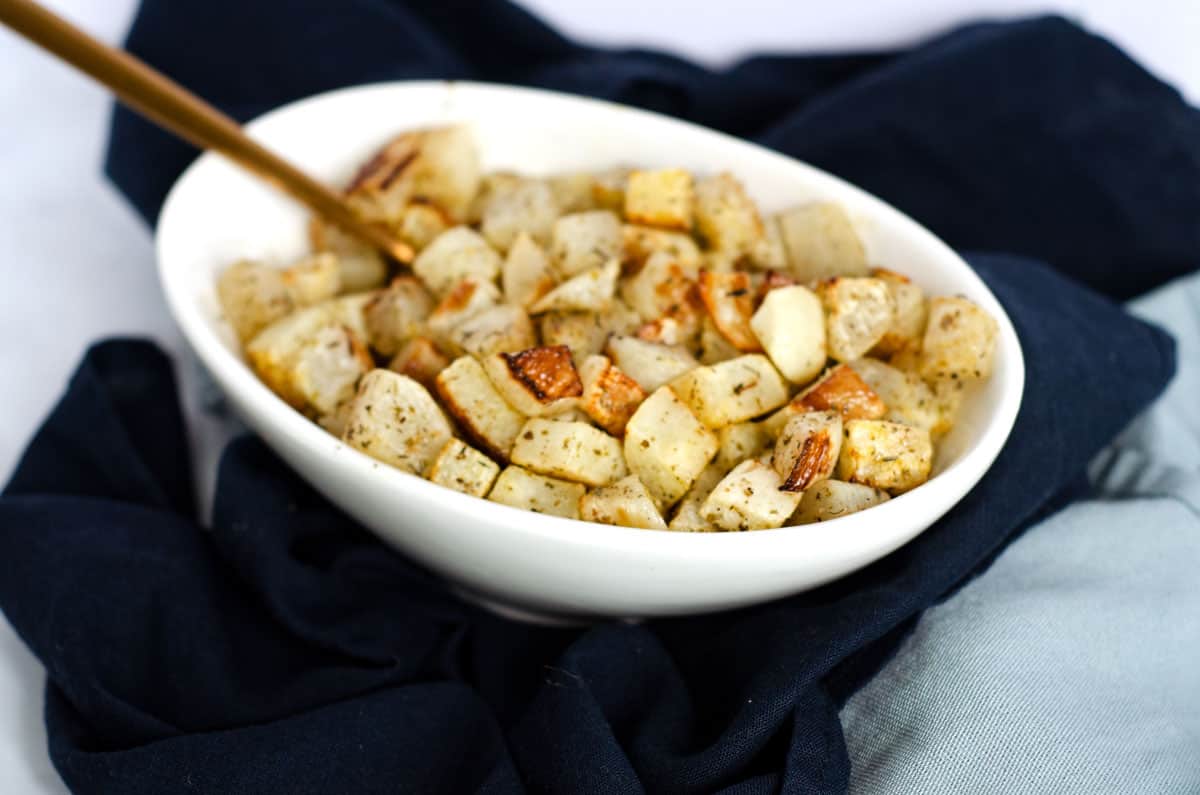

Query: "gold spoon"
<box><xmin>0</xmin><ymin>0</ymin><xmax>415</xmax><ymax>263</ymax></box>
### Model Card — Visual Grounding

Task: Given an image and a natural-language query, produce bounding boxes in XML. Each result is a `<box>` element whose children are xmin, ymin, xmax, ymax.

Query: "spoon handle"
<box><xmin>0</xmin><ymin>0</ymin><xmax>414</xmax><ymax>263</ymax></box>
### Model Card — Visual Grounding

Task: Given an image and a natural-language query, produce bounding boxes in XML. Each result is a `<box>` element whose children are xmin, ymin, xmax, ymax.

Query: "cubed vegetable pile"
<box><xmin>217</xmin><ymin>126</ymin><xmax>998</xmax><ymax>531</ymax></box>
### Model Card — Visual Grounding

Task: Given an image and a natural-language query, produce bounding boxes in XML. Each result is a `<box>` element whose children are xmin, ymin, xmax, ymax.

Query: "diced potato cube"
<box><xmin>700</xmin><ymin>460</ymin><xmax>803</xmax><ymax>531</ymax></box>
<box><xmin>483</xmin><ymin>345</ymin><xmax>583</xmax><ymax>416</ymax></box>
<box><xmin>635</xmin><ymin>316</ymin><xmax>697</xmax><ymax>347</ymax></box>
<box><xmin>667</xmin><ymin>464</ymin><xmax>724</xmax><ymax>531</ymax></box>
<box><xmin>621</xmin><ymin>225</ymin><xmax>702</xmax><ymax>272</ymax></box>
<box><xmin>291</xmin><ymin>325</ymin><xmax>374</xmax><ymax>417</ymax></box>
<box><xmin>919</xmin><ymin>297</ymin><xmax>998</xmax><ymax>381</ymax></box>
<box><xmin>624</xmin><ymin>386</ymin><xmax>719</xmax><ymax>507</ymax></box>
<box><xmin>624</xmin><ymin>168</ymin><xmax>693</xmax><ymax>230</ymax></box>
<box><xmin>837</xmin><ymin>420</ymin><xmax>933</xmax><ymax>493</ymax></box>
<box><xmin>714</xmin><ymin>421</ymin><xmax>771</xmax><ymax>473</ymax></box>
<box><xmin>550</xmin><ymin>210</ymin><xmax>622</xmax><ymax>278</ymax></box>
<box><xmin>488</xmin><ymin>466</ymin><xmax>585</xmax><ymax>520</ymax></box>
<box><xmin>545</xmin><ymin>407</ymin><xmax>591</xmax><ymax>423</ymax></box>
<box><xmin>537</xmin><ymin>302</ymin><xmax>640</xmax><ymax>367</ymax></box>
<box><xmin>217</xmin><ymin>260</ymin><xmax>293</xmax><ymax>343</ymax></box>
<box><xmin>930</xmin><ymin>377</ymin><xmax>966</xmax><ymax>438</ymax></box>
<box><xmin>326</xmin><ymin>293</ymin><xmax>373</xmax><ymax>341</ymax></box>
<box><xmin>363</xmin><ymin>275</ymin><xmax>434</xmax><ymax>356</ymax></box>
<box><xmin>849</xmin><ymin>357</ymin><xmax>939</xmax><ymax>433</ymax></box>
<box><xmin>821</xmin><ymin>277</ymin><xmax>896</xmax><ymax>362</ymax></box>
<box><xmin>606</xmin><ymin>335</ymin><xmax>699</xmax><ymax>393</ymax></box>
<box><xmin>412</xmin><ymin>227</ymin><xmax>502</xmax><ymax>296</ymax></box>
<box><xmin>435</xmin><ymin>356</ymin><xmax>527</xmax><ymax>462</ymax></box>
<box><xmin>698</xmin><ymin>270</ymin><xmax>761</xmax><ymax>351</ymax></box>
<box><xmin>510</xmin><ymin>418</ymin><xmax>627</xmax><ymax>487</ymax></box>
<box><xmin>547</xmin><ymin>172</ymin><xmax>597</xmax><ymax>214</ymax></box>
<box><xmin>772</xmin><ymin>411</ymin><xmax>842</xmax><ymax>492</ymax></box>
<box><xmin>776</xmin><ymin>202</ymin><xmax>869</xmax><ymax>281</ymax></box>
<box><xmin>870</xmin><ymin>268</ymin><xmax>928</xmax><ymax>357</ymax></box>
<box><xmin>670</xmin><ymin>354</ymin><xmax>789</xmax><ymax>428</ymax></box>
<box><xmin>449</xmin><ymin>304</ymin><xmax>537</xmax><ymax>359</ymax></box>
<box><xmin>396</xmin><ymin>202</ymin><xmax>450</xmax><ymax>252</ymax></box>
<box><xmin>591</xmin><ymin>167</ymin><xmax>630</xmax><ymax>211</ymax></box>
<box><xmin>309</xmin><ymin>219</ymin><xmax>388</xmax><ymax>292</ymax></box>
<box><xmin>579</xmin><ymin>354</ymin><xmax>647</xmax><ymax>437</ymax></box>
<box><xmin>426</xmin><ymin>438</ymin><xmax>501</xmax><ymax>498</ymax></box>
<box><xmin>693</xmin><ymin>173</ymin><xmax>764</xmax><ymax>261</ymax></box>
<box><xmin>282</xmin><ymin>252</ymin><xmax>341</xmax><ymax>307</ymax></box>
<box><xmin>529</xmin><ymin>258</ymin><xmax>619</xmax><ymax>314</ymax></box>
<box><xmin>481</xmin><ymin>179</ymin><xmax>559</xmax><ymax>251</ymax></box>
<box><xmin>425</xmin><ymin>278</ymin><xmax>502</xmax><ymax>350</ymax></box>
<box><xmin>318</xmin><ymin>400</ymin><xmax>354</xmax><ymax>438</ymax></box>
<box><xmin>791</xmin><ymin>480</ymin><xmax>889</xmax><ymax>524</ymax></box>
<box><xmin>467</xmin><ymin>171</ymin><xmax>523</xmax><ymax>225</ymax></box>
<box><xmin>342</xmin><ymin>369</ymin><xmax>453</xmax><ymax>474</ymax></box>
<box><xmin>620</xmin><ymin>250</ymin><xmax>701</xmax><ymax>322</ymax></box>
<box><xmin>750</xmin><ymin>284</ymin><xmax>826</xmax><ymax>384</ymax></box>
<box><xmin>795</xmin><ymin>363</ymin><xmax>887</xmax><ymax>420</ymax></box>
<box><xmin>698</xmin><ymin>315</ymin><xmax>741</xmax><ymax>365</ymax></box>
<box><xmin>345</xmin><ymin>126</ymin><xmax>480</xmax><ymax>223</ymax></box>
<box><xmin>580</xmin><ymin>475</ymin><xmax>667</xmax><ymax>529</ymax></box>
<box><xmin>748</xmin><ymin>215</ymin><xmax>788</xmax><ymax>271</ymax></box>
<box><xmin>387</xmin><ymin>336</ymin><xmax>450</xmax><ymax>392</ymax></box>
<box><xmin>502</xmin><ymin>233</ymin><xmax>557</xmax><ymax>310</ymax></box>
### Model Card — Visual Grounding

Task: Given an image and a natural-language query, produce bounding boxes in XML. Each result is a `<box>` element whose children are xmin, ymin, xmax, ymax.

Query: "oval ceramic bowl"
<box><xmin>157</xmin><ymin>81</ymin><xmax>1024</xmax><ymax>619</ymax></box>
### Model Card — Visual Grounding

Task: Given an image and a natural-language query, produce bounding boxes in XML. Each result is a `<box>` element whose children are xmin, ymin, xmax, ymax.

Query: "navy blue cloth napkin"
<box><xmin>1</xmin><ymin>4</ymin><xmax>1196</xmax><ymax>793</ymax></box>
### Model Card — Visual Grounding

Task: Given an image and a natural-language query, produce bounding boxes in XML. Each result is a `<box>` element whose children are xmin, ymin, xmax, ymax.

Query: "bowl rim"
<box><xmin>156</xmin><ymin>79</ymin><xmax>1025</xmax><ymax>555</ymax></box>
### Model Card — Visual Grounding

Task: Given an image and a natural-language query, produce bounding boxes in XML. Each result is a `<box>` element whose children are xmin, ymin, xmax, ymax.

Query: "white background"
<box><xmin>0</xmin><ymin>1</ymin><xmax>1197</xmax><ymax>791</ymax></box>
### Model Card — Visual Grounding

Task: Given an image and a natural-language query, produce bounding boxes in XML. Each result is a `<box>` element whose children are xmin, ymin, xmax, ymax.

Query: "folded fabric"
<box><xmin>0</xmin><ymin>3</ymin><xmax>1193</xmax><ymax>794</ymax></box>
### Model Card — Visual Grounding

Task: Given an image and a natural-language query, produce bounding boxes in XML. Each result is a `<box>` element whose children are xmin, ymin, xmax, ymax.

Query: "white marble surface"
<box><xmin>0</xmin><ymin>1</ymin><xmax>1196</xmax><ymax>792</ymax></box>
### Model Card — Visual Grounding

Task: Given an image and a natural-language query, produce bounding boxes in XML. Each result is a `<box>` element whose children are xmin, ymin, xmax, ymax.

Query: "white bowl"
<box><xmin>157</xmin><ymin>81</ymin><xmax>1024</xmax><ymax>619</ymax></box>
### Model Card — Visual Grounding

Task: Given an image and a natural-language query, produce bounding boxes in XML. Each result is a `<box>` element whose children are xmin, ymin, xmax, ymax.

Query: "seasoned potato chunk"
<box><xmin>387</xmin><ymin>336</ymin><xmax>450</xmax><ymax>392</ymax></box>
<box><xmin>510</xmin><ymin>418</ymin><xmax>627</xmax><ymax>487</ymax></box>
<box><xmin>670</xmin><ymin>354</ymin><xmax>789</xmax><ymax>428</ymax></box>
<box><xmin>448</xmin><ymin>304</ymin><xmax>536</xmax><ymax>359</ymax></box>
<box><xmin>700</xmin><ymin>460</ymin><xmax>803</xmax><ymax>531</ymax></box>
<box><xmin>715</xmin><ymin>422</ymin><xmax>771</xmax><ymax>473</ymax></box>
<box><xmin>547</xmin><ymin>172</ymin><xmax>597</xmax><ymax>214</ymax></box>
<box><xmin>580</xmin><ymin>475</ymin><xmax>667</xmax><ymax>529</ymax></box>
<box><xmin>606</xmin><ymin>335</ymin><xmax>699</xmax><ymax>393</ymax></box>
<box><xmin>693</xmin><ymin>173</ymin><xmax>764</xmax><ymax>261</ymax></box>
<box><xmin>776</xmin><ymin>202</ymin><xmax>869</xmax><ymax>281</ymax></box>
<box><xmin>363</xmin><ymin>275</ymin><xmax>434</xmax><ymax>356</ymax></box>
<box><xmin>635</xmin><ymin>316</ymin><xmax>696</xmax><ymax>347</ymax></box>
<box><xmin>481</xmin><ymin>179</ymin><xmax>559</xmax><ymax>251</ymax></box>
<box><xmin>791</xmin><ymin>480</ymin><xmax>890</xmax><ymax>524</ymax></box>
<box><xmin>579</xmin><ymin>355</ymin><xmax>647</xmax><ymax>437</ymax></box>
<box><xmin>750</xmin><ymin>284</ymin><xmax>826</xmax><ymax>384</ymax></box>
<box><xmin>621</xmin><ymin>250</ymin><xmax>701</xmax><ymax>322</ymax></box>
<box><xmin>435</xmin><ymin>356</ymin><xmax>527</xmax><ymax>462</ymax></box>
<box><xmin>218</xmin><ymin>260</ymin><xmax>293</xmax><ymax>343</ymax></box>
<box><xmin>290</xmin><ymin>325</ymin><xmax>374</xmax><ymax>417</ymax></box>
<box><xmin>919</xmin><ymin>296</ymin><xmax>998</xmax><ymax>381</ymax></box>
<box><xmin>502</xmin><ymin>233</ymin><xmax>557</xmax><ymax>310</ymax></box>
<box><xmin>488</xmin><ymin>466</ymin><xmax>585</xmax><ymax>520</ymax></box>
<box><xmin>530</xmin><ymin>258</ymin><xmax>619</xmax><ymax>314</ymax></box>
<box><xmin>425</xmin><ymin>278</ymin><xmax>502</xmax><ymax>349</ymax></box>
<box><xmin>483</xmin><ymin>345</ymin><xmax>583</xmax><ymax>416</ymax></box>
<box><xmin>308</xmin><ymin>219</ymin><xmax>388</xmax><ymax>292</ymax></box>
<box><xmin>698</xmin><ymin>270</ymin><xmax>761</xmax><ymax>351</ymax></box>
<box><xmin>551</xmin><ymin>210</ymin><xmax>622</xmax><ymax>278</ymax></box>
<box><xmin>772</xmin><ymin>411</ymin><xmax>842</xmax><ymax>492</ymax></box>
<box><xmin>412</xmin><ymin>227</ymin><xmax>502</xmax><ymax>296</ymax></box>
<box><xmin>624</xmin><ymin>386</ymin><xmax>719</xmax><ymax>507</ymax></box>
<box><xmin>748</xmin><ymin>215</ymin><xmax>788</xmax><ymax>271</ymax></box>
<box><xmin>837</xmin><ymin>419</ymin><xmax>933</xmax><ymax>493</ymax></box>
<box><xmin>621</xmin><ymin>225</ymin><xmax>702</xmax><ymax>272</ymax></box>
<box><xmin>539</xmin><ymin>303</ymin><xmax>640</xmax><ymax>367</ymax></box>
<box><xmin>342</xmin><ymin>369</ymin><xmax>453</xmax><ymax>474</ymax></box>
<box><xmin>282</xmin><ymin>253</ymin><xmax>341</xmax><ymax>307</ymax></box>
<box><xmin>345</xmin><ymin>126</ymin><xmax>480</xmax><ymax>223</ymax></box>
<box><xmin>821</xmin><ymin>277</ymin><xmax>896</xmax><ymax>362</ymax></box>
<box><xmin>591</xmin><ymin>167</ymin><xmax>631</xmax><ymax>211</ymax></box>
<box><xmin>624</xmin><ymin>168</ymin><xmax>693</xmax><ymax>230</ymax></box>
<box><xmin>871</xmin><ymin>268</ymin><xmax>928</xmax><ymax>357</ymax></box>
<box><xmin>796</xmin><ymin>363</ymin><xmax>887</xmax><ymax>420</ymax></box>
<box><xmin>667</xmin><ymin>463</ymin><xmax>724</xmax><ymax>531</ymax></box>
<box><xmin>698</xmin><ymin>315</ymin><xmax>741</xmax><ymax>365</ymax></box>
<box><xmin>426</xmin><ymin>438</ymin><xmax>501</xmax><ymax>498</ymax></box>
<box><xmin>396</xmin><ymin>202</ymin><xmax>450</xmax><ymax>252</ymax></box>
<box><xmin>849</xmin><ymin>357</ymin><xmax>939</xmax><ymax>433</ymax></box>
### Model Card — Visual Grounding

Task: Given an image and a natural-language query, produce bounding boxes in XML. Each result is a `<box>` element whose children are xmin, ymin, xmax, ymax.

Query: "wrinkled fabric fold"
<box><xmin>0</xmin><ymin>3</ymin><xmax>1194</xmax><ymax>793</ymax></box>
